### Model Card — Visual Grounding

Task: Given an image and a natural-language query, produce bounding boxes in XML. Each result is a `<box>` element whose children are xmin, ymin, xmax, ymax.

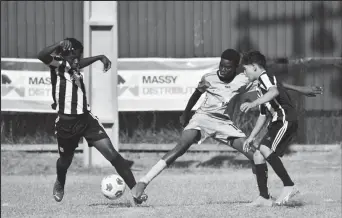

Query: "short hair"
<box><xmin>241</xmin><ymin>50</ymin><xmax>266</xmax><ymax>69</ymax></box>
<box><xmin>221</xmin><ymin>49</ymin><xmax>241</xmax><ymax>67</ymax></box>
<box><xmin>65</xmin><ymin>37</ymin><xmax>84</xmax><ymax>53</ymax></box>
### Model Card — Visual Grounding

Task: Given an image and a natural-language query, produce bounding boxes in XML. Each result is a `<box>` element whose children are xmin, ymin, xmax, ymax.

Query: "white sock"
<box><xmin>140</xmin><ymin>160</ymin><xmax>167</xmax><ymax>184</ymax></box>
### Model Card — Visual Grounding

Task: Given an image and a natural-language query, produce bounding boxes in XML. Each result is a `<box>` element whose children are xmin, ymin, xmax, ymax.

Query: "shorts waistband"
<box><xmin>58</xmin><ymin>112</ymin><xmax>89</xmax><ymax>120</ymax></box>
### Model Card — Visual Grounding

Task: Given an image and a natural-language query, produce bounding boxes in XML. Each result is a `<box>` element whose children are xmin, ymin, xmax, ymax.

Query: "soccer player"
<box><xmin>240</xmin><ymin>50</ymin><xmax>300</xmax><ymax>206</ymax></box>
<box><xmin>37</xmin><ymin>38</ymin><xmax>147</xmax><ymax>204</ymax></box>
<box><xmin>132</xmin><ymin>49</ymin><xmax>323</xmax><ymax>199</ymax></box>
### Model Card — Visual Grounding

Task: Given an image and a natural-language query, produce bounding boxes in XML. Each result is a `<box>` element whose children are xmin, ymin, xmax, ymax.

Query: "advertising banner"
<box><xmin>1</xmin><ymin>58</ymin><xmax>220</xmax><ymax>112</ymax></box>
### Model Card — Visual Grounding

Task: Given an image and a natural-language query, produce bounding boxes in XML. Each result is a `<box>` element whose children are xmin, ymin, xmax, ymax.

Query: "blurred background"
<box><xmin>1</xmin><ymin>1</ymin><xmax>342</xmax><ymax>146</ymax></box>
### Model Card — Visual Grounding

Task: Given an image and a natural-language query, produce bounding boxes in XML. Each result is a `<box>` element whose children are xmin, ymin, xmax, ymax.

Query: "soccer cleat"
<box><xmin>275</xmin><ymin>185</ymin><xmax>299</xmax><ymax>205</ymax></box>
<box><xmin>53</xmin><ymin>179</ymin><xmax>65</xmax><ymax>202</ymax></box>
<box><xmin>247</xmin><ymin>196</ymin><xmax>274</xmax><ymax>207</ymax></box>
<box><xmin>133</xmin><ymin>193</ymin><xmax>148</xmax><ymax>205</ymax></box>
<box><xmin>132</xmin><ymin>182</ymin><xmax>148</xmax><ymax>199</ymax></box>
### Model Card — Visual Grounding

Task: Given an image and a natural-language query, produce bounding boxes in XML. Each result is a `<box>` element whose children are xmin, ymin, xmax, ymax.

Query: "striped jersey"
<box><xmin>49</xmin><ymin>56</ymin><xmax>90</xmax><ymax>115</ymax></box>
<box><xmin>257</xmin><ymin>71</ymin><xmax>297</xmax><ymax>122</ymax></box>
<box><xmin>196</xmin><ymin>69</ymin><xmax>256</xmax><ymax>120</ymax></box>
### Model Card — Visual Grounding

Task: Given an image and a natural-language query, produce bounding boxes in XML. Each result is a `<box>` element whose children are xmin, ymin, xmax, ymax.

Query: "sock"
<box><xmin>252</xmin><ymin>162</ymin><xmax>268</xmax><ymax>175</ymax></box>
<box><xmin>252</xmin><ymin>163</ymin><xmax>268</xmax><ymax>184</ymax></box>
<box><xmin>111</xmin><ymin>154</ymin><xmax>137</xmax><ymax>190</ymax></box>
<box><xmin>266</xmin><ymin>152</ymin><xmax>294</xmax><ymax>187</ymax></box>
<box><xmin>56</xmin><ymin>158</ymin><xmax>67</xmax><ymax>187</ymax></box>
<box><xmin>255</xmin><ymin>163</ymin><xmax>269</xmax><ymax>199</ymax></box>
<box><xmin>140</xmin><ymin>160</ymin><xmax>167</xmax><ymax>185</ymax></box>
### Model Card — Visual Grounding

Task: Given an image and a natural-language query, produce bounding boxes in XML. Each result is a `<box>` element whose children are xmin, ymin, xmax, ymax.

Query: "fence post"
<box><xmin>83</xmin><ymin>1</ymin><xmax>119</xmax><ymax>167</ymax></box>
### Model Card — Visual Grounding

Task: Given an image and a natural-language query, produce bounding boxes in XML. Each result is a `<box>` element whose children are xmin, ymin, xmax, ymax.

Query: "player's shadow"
<box><xmin>282</xmin><ymin>200</ymin><xmax>305</xmax><ymax>208</ymax></box>
<box><xmin>196</xmin><ymin>155</ymin><xmax>252</xmax><ymax>168</ymax></box>
<box><xmin>168</xmin><ymin>160</ymin><xmax>200</xmax><ymax>168</ymax></box>
<box><xmin>88</xmin><ymin>202</ymin><xmax>133</xmax><ymax>208</ymax></box>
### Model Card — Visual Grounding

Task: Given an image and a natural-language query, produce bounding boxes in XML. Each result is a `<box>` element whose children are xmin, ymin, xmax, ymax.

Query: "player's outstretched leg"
<box><xmin>54</xmin><ymin>154</ymin><xmax>74</xmax><ymax>202</ymax></box>
<box><xmin>259</xmin><ymin>145</ymin><xmax>299</xmax><ymax>205</ymax></box>
<box><xmin>247</xmin><ymin>150</ymin><xmax>273</xmax><ymax>207</ymax></box>
<box><xmin>91</xmin><ymin>138</ymin><xmax>148</xmax><ymax>205</ymax></box>
<box><xmin>132</xmin><ymin>129</ymin><xmax>201</xmax><ymax>199</ymax></box>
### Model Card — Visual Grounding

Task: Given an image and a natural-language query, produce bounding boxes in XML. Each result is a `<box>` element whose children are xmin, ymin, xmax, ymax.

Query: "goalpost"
<box><xmin>83</xmin><ymin>1</ymin><xmax>119</xmax><ymax>167</ymax></box>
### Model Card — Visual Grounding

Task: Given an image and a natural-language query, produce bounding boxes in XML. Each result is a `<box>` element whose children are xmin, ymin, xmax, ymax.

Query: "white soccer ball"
<box><xmin>101</xmin><ymin>174</ymin><xmax>126</xmax><ymax>200</ymax></box>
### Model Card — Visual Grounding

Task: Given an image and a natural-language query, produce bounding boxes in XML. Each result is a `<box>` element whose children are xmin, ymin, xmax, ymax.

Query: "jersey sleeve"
<box><xmin>258</xmin><ymin>73</ymin><xmax>277</xmax><ymax>91</ymax></box>
<box><xmin>196</xmin><ymin>75</ymin><xmax>210</xmax><ymax>93</ymax></box>
<box><xmin>259</xmin><ymin>104</ymin><xmax>267</xmax><ymax>116</ymax></box>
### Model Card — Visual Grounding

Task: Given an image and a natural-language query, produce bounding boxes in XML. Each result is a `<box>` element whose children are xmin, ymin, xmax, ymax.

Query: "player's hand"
<box><xmin>243</xmin><ymin>137</ymin><xmax>254</xmax><ymax>153</ymax></box>
<box><xmin>240</xmin><ymin>102</ymin><xmax>257</xmax><ymax>113</ymax></box>
<box><xmin>179</xmin><ymin>112</ymin><xmax>190</xmax><ymax>127</ymax></box>
<box><xmin>59</xmin><ymin>39</ymin><xmax>72</xmax><ymax>51</ymax></box>
<box><xmin>100</xmin><ymin>56</ymin><xmax>112</xmax><ymax>72</ymax></box>
<box><xmin>300</xmin><ymin>86</ymin><xmax>323</xmax><ymax>97</ymax></box>
<box><xmin>51</xmin><ymin>103</ymin><xmax>57</xmax><ymax>110</ymax></box>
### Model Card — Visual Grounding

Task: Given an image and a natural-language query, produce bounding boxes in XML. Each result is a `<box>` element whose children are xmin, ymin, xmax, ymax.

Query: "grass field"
<box><xmin>1</xmin><ymin>147</ymin><xmax>341</xmax><ymax>218</ymax></box>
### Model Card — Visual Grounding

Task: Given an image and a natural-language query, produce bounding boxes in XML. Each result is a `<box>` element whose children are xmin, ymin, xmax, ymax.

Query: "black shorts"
<box><xmin>55</xmin><ymin>112</ymin><xmax>109</xmax><ymax>156</ymax></box>
<box><xmin>260</xmin><ymin>120</ymin><xmax>298</xmax><ymax>157</ymax></box>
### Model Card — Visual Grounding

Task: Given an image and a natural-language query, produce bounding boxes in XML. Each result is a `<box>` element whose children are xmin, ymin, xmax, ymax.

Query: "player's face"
<box><xmin>62</xmin><ymin>49</ymin><xmax>82</xmax><ymax>69</ymax></box>
<box><xmin>218</xmin><ymin>58</ymin><xmax>237</xmax><ymax>80</ymax></box>
<box><xmin>242</xmin><ymin>64</ymin><xmax>257</xmax><ymax>82</ymax></box>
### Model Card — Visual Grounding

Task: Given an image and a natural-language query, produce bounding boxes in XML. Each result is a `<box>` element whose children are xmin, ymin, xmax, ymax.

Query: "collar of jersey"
<box><xmin>257</xmin><ymin>70</ymin><xmax>267</xmax><ymax>80</ymax></box>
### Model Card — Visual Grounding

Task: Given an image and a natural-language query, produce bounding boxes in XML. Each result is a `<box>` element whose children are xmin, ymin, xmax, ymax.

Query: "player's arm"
<box><xmin>185</xmin><ymin>75</ymin><xmax>208</xmax><ymax>112</ymax></box>
<box><xmin>179</xmin><ymin>89</ymin><xmax>203</xmax><ymax>126</ymax></box>
<box><xmin>253</xmin><ymin>86</ymin><xmax>279</xmax><ymax>107</ymax></box>
<box><xmin>37</xmin><ymin>40</ymin><xmax>70</xmax><ymax>66</ymax></box>
<box><xmin>240</xmin><ymin>87</ymin><xmax>279</xmax><ymax>113</ymax></box>
<box><xmin>282</xmin><ymin>83</ymin><xmax>323</xmax><ymax>97</ymax></box>
<box><xmin>240</xmin><ymin>73</ymin><xmax>279</xmax><ymax>113</ymax></box>
<box><xmin>184</xmin><ymin>89</ymin><xmax>203</xmax><ymax>113</ymax></box>
<box><xmin>79</xmin><ymin>55</ymin><xmax>111</xmax><ymax>72</ymax></box>
<box><xmin>249</xmin><ymin>113</ymin><xmax>267</xmax><ymax>140</ymax></box>
<box><xmin>243</xmin><ymin>105</ymin><xmax>267</xmax><ymax>152</ymax></box>
<box><xmin>179</xmin><ymin>75</ymin><xmax>207</xmax><ymax>126</ymax></box>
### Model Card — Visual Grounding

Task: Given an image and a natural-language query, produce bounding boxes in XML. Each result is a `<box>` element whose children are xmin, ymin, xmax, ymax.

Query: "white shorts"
<box><xmin>184</xmin><ymin>112</ymin><xmax>246</xmax><ymax>144</ymax></box>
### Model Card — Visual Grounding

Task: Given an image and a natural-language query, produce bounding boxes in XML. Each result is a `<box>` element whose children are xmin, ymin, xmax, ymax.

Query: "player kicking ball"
<box><xmin>132</xmin><ymin>49</ymin><xmax>323</xmax><ymax>200</ymax></box>
<box><xmin>240</xmin><ymin>50</ymin><xmax>301</xmax><ymax>207</ymax></box>
<box><xmin>37</xmin><ymin>38</ymin><xmax>147</xmax><ymax>205</ymax></box>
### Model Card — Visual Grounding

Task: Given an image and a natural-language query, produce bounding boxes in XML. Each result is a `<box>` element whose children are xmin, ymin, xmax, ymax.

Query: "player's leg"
<box><xmin>214</xmin><ymin>122</ymin><xmax>262</xmax><ymax>179</ymax></box>
<box><xmin>53</xmin><ymin>136</ymin><xmax>79</xmax><ymax>202</ymax></box>
<box><xmin>132</xmin><ymin>129</ymin><xmax>201</xmax><ymax>198</ymax></box>
<box><xmin>83</xmin><ymin>113</ymin><xmax>147</xmax><ymax>204</ymax></box>
<box><xmin>247</xmin><ymin>149</ymin><xmax>273</xmax><ymax>207</ymax></box>
<box><xmin>162</xmin><ymin>129</ymin><xmax>201</xmax><ymax>164</ymax></box>
<box><xmin>230</xmin><ymin>137</ymin><xmax>257</xmax><ymax>171</ymax></box>
<box><xmin>92</xmin><ymin>138</ymin><xmax>137</xmax><ymax>189</ymax></box>
<box><xmin>258</xmin><ymin>121</ymin><xmax>299</xmax><ymax>205</ymax></box>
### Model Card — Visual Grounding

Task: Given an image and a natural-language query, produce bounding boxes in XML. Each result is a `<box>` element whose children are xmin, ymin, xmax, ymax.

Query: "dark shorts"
<box><xmin>55</xmin><ymin>112</ymin><xmax>109</xmax><ymax>156</ymax></box>
<box><xmin>260</xmin><ymin>120</ymin><xmax>298</xmax><ymax>157</ymax></box>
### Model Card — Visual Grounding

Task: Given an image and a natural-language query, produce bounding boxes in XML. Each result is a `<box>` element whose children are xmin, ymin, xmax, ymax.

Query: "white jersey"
<box><xmin>196</xmin><ymin>70</ymin><xmax>254</xmax><ymax>120</ymax></box>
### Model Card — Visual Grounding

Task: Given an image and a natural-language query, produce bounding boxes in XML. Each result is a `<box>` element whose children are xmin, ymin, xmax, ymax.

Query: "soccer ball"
<box><xmin>101</xmin><ymin>174</ymin><xmax>126</xmax><ymax>200</ymax></box>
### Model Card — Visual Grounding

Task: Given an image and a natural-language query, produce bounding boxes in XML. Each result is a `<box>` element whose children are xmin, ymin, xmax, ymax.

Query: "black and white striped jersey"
<box><xmin>49</xmin><ymin>56</ymin><xmax>90</xmax><ymax>115</ymax></box>
<box><xmin>257</xmin><ymin>71</ymin><xmax>297</xmax><ymax>122</ymax></box>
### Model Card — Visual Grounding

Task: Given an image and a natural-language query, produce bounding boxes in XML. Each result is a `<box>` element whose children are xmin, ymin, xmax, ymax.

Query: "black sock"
<box><xmin>255</xmin><ymin>163</ymin><xmax>269</xmax><ymax>199</ymax></box>
<box><xmin>266</xmin><ymin>153</ymin><xmax>294</xmax><ymax>186</ymax></box>
<box><xmin>56</xmin><ymin>158</ymin><xmax>67</xmax><ymax>187</ymax></box>
<box><xmin>111</xmin><ymin>154</ymin><xmax>137</xmax><ymax>190</ymax></box>
<box><xmin>252</xmin><ymin>162</ymin><xmax>268</xmax><ymax>175</ymax></box>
